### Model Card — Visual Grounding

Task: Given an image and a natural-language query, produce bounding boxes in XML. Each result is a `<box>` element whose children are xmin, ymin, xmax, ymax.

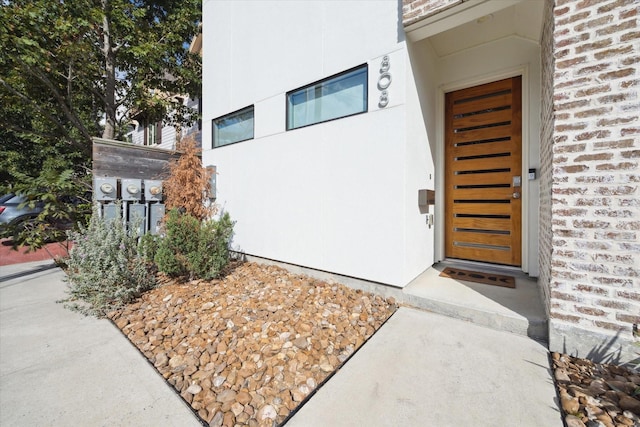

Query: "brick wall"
<box><xmin>546</xmin><ymin>0</ymin><xmax>639</xmax><ymax>363</ymax></box>
<box><xmin>539</xmin><ymin>0</ymin><xmax>556</xmax><ymax>319</ymax></box>
<box><xmin>402</xmin><ymin>0</ymin><xmax>463</xmax><ymax>27</ymax></box>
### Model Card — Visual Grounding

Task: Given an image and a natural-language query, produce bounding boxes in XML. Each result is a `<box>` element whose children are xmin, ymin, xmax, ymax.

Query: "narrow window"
<box><xmin>287</xmin><ymin>64</ymin><xmax>368</xmax><ymax>130</ymax></box>
<box><xmin>212</xmin><ymin>106</ymin><xmax>254</xmax><ymax>148</ymax></box>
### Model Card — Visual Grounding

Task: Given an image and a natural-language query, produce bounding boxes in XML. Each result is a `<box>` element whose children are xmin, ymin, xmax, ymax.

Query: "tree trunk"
<box><xmin>101</xmin><ymin>0</ymin><xmax>116</xmax><ymax>140</ymax></box>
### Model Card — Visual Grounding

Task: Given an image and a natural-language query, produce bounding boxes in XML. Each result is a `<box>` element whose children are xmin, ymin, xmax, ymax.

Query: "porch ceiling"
<box><xmin>424</xmin><ymin>1</ymin><xmax>543</xmax><ymax>57</ymax></box>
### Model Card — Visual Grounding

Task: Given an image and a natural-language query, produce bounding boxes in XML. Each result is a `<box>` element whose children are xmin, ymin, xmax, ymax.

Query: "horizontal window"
<box><xmin>287</xmin><ymin>64</ymin><xmax>368</xmax><ymax>130</ymax></box>
<box><xmin>212</xmin><ymin>106</ymin><xmax>254</xmax><ymax>148</ymax></box>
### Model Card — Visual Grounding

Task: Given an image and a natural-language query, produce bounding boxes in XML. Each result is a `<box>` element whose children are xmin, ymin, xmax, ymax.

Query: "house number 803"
<box><xmin>378</xmin><ymin>55</ymin><xmax>391</xmax><ymax>108</ymax></box>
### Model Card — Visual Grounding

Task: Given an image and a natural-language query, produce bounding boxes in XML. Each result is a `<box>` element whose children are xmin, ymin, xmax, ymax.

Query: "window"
<box><xmin>287</xmin><ymin>64</ymin><xmax>368</xmax><ymax>130</ymax></box>
<box><xmin>212</xmin><ymin>106</ymin><xmax>254</xmax><ymax>148</ymax></box>
<box><xmin>144</xmin><ymin>121</ymin><xmax>162</xmax><ymax>146</ymax></box>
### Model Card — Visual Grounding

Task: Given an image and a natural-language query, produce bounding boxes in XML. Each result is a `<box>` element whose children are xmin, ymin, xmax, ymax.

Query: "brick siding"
<box><xmin>545</xmin><ymin>0</ymin><xmax>640</xmax><ymax>343</ymax></box>
<box><xmin>402</xmin><ymin>0</ymin><xmax>463</xmax><ymax>27</ymax></box>
<box><xmin>539</xmin><ymin>0</ymin><xmax>556</xmax><ymax>320</ymax></box>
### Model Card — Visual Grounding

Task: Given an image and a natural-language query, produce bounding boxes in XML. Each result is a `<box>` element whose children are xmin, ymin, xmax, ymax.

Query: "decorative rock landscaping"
<box><xmin>552</xmin><ymin>352</ymin><xmax>640</xmax><ymax>427</ymax></box>
<box><xmin>109</xmin><ymin>262</ymin><xmax>397</xmax><ymax>426</ymax></box>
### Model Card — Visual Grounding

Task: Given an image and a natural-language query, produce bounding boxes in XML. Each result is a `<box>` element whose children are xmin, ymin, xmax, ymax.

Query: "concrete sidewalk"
<box><xmin>286</xmin><ymin>307</ymin><xmax>562</xmax><ymax>427</ymax></box>
<box><xmin>0</xmin><ymin>261</ymin><xmax>200</xmax><ymax>427</ymax></box>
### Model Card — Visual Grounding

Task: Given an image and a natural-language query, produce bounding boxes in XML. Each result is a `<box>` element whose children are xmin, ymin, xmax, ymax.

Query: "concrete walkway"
<box><xmin>0</xmin><ymin>260</ymin><xmax>200</xmax><ymax>427</ymax></box>
<box><xmin>1</xmin><ymin>261</ymin><xmax>562</xmax><ymax>426</ymax></box>
<box><xmin>286</xmin><ymin>307</ymin><xmax>562</xmax><ymax>427</ymax></box>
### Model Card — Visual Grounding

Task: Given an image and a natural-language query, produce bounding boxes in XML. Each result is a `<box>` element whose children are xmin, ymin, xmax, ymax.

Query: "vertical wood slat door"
<box><xmin>445</xmin><ymin>76</ymin><xmax>522</xmax><ymax>266</ymax></box>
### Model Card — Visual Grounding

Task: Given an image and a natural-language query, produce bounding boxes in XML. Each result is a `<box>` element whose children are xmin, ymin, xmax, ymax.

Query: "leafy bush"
<box><xmin>61</xmin><ymin>207</ymin><xmax>155</xmax><ymax>317</ymax></box>
<box><xmin>155</xmin><ymin>209</ymin><xmax>234</xmax><ymax>280</ymax></box>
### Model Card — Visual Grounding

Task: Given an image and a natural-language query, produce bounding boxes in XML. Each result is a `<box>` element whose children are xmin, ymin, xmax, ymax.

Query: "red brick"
<box><xmin>594</xmin><ymin>231</ymin><xmax>637</xmax><ymax>240</ymax></box>
<box><xmin>555</xmin><ymin>122</ymin><xmax>588</xmax><ymax>131</ymax></box>
<box><xmin>595</xmin><ymin>185</ymin><xmax>636</xmax><ymax>195</ymax></box>
<box><xmin>621</xmin><ymin>150</ymin><xmax>640</xmax><ymax>158</ymax></box>
<box><xmin>576</xmin><ymin>39</ymin><xmax>613</xmax><ymax>54</ymax></box>
<box><xmin>554</xmin><ymin>143</ymin><xmax>586</xmax><ymax>153</ymax></box>
<box><xmin>556</xmin><ymin>33</ymin><xmax>591</xmax><ymax>48</ymax></box>
<box><xmin>594</xmin><ymin>44</ymin><xmax>635</xmax><ymax>60</ymax></box>
<box><xmin>574</xmin><ymin>130</ymin><xmax>611</xmax><ymax>141</ymax></box>
<box><xmin>616</xmin><ymin>313</ymin><xmax>640</xmax><ymax>324</ymax></box>
<box><xmin>594</xmin><ymin>208</ymin><xmax>633</xmax><ymax>217</ymax></box>
<box><xmin>572</xmin><ymin>263</ymin><xmax>610</xmax><ymax>274</ymax></box>
<box><xmin>555</xmin><ymin>77</ymin><xmax>590</xmax><ymax>88</ymax></box>
<box><xmin>596</xmin><ymin>116</ymin><xmax>637</xmax><ymax>126</ymax></box>
<box><xmin>575</xmin><ymin>306</ymin><xmax>607</xmax><ymax>317</ymax></box>
<box><xmin>621</xmin><ymin>31</ymin><xmax>640</xmax><ymax>41</ymax></box>
<box><xmin>551</xmin><ymin>313</ymin><xmax>582</xmax><ymax>323</ymax></box>
<box><xmin>598</xmin><ymin>93</ymin><xmax>631</xmax><ymax>104</ymax></box>
<box><xmin>574</xmin><ymin>14</ymin><xmax>614</xmax><ymax>31</ymax></box>
<box><xmin>597</xmin><ymin>299</ymin><xmax>629</xmax><ymax>310</ymax></box>
<box><xmin>575</xmin><ymin>240</ymin><xmax>612</xmax><ymax>250</ymax></box>
<box><xmin>576</xmin><ymin>198</ymin><xmax>611</xmax><ymax>206</ymax></box>
<box><xmin>620</xmin><ymin>7</ymin><xmax>638</xmax><ymax>19</ymax></box>
<box><xmin>577</xmin><ymin>63</ymin><xmax>613</xmax><ymax>76</ymax></box>
<box><xmin>554</xmin><ymin>6</ymin><xmax>570</xmax><ymax>16</ymax></box>
<box><xmin>621</xmin><ymin>128</ymin><xmax>640</xmax><ymax>136</ymax></box>
<box><xmin>558</xmin><ymin>10</ymin><xmax>590</xmax><ymax>26</ymax></box>
<box><xmin>617</xmin><ymin>290</ymin><xmax>640</xmax><ymax>301</ymax></box>
<box><xmin>573</xmin><ymin>283</ymin><xmax>609</xmax><ymax>295</ymax></box>
<box><xmin>556</xmin><ymin>99</ymin><xmax>590</xmax><ymax>111</ymax></box>
<box><xmin>593</xmin><ymin>139</ymin><xmax>635</xmax><ymax>149</ymax></box>
<box><xmin>616</xmin><ymin>220</ymin><xmax>640</xmax><ymax>230</ymax></box>
<box><xmin>575</xmin><ymin>107</ymin><xmax>613</xmax><ymax>118</ymax></box>
<box><xmin>599</xmin><ymin>68</ymin><xmax>635</xmax><ymax>80</ymax></box>
<box><xmin>597</xmin><ymin>0</ymin><xmax>636</xmax><ymax>13</ymax></box>
<box><xmin>620</xmin><ymin>55</ymin><xmax>640</xmax><ymax>66</ymax></box>
<box><xmin>553</xmin><ymin>208</ymin><xmax>588</xmax><ymax>216</ymax></box>
<box><xmin>553</xmin><ymin>187</ymin><xmax>588</xmax><ymax>195</ymax></box>
<box><xmin>575</xmin><ymin>84</ymin><xmax>611</xmax><ymax>97</ymax></box>
<box><xmin>555</xmin><ymin>165</ymin><xmax>589</xmax><ymax>173</ymax></box>
<box><xmin>596</xmin><ymin>162</ymin><xmax>638</xmax><ymax>171</ymax></box>
<box><xmin>595</xmin><ymin>19</ymin><xmax>637</xmax><ymax>36</ymax></box>
<box><xmin>574</xmin><ymin>152</ymin><xmax>614</xmax><ymax>162</ymax></box>
<box><xmin>593</xmin><ymin>320</ymin><xmax>624</xmax><ymax>331</ymax></box>
<box><xmin>593</xmin><ymin>276</ymin><xmax>634</xmax><ymax>286</ymax></box>
<box><xmin>555</xmin><ymin>229</ymin><xmax>587</xmax><ymax>238</ymax></box>
<box><xmin>576</xmin><ymin>175</ymin><xmax>615</xmax><ymax>183</ymax></box>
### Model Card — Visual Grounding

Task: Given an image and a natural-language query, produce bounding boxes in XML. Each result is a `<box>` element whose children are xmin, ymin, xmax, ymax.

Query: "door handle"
<box><xmin>513</xmin><ymin>192</ymin><xmax>521</xmax><ymax>199</ymax></box>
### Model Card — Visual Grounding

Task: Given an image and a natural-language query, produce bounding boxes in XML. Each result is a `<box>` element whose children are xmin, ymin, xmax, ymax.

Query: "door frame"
<box><xmin>435</xmin><ymin>65</ymin><xmax>531</xmax><ymax>273</ymax></box>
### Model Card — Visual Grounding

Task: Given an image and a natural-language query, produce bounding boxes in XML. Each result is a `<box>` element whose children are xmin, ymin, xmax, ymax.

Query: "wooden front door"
<box><xmin>444</xmin><ymin>76</ymin><xmax>522</xmax><ymax>266</ymax></box>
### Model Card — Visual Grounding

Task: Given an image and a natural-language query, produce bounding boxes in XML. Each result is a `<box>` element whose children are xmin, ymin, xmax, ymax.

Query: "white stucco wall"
<box><xmin>202</xmin><ymin>0</ymin><xmax>435</xmax><ymax>286</ymax></box>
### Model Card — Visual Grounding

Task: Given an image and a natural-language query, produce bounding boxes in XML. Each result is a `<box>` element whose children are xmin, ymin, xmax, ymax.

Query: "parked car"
<box><xmin>0</xmin><ymin>193</ymin><xmax>90</xmax><ymax>241</ymax></box>
<box><xmin>0</xmin><ymin>194</ymin><xmax>44</xmax><ymax>232</ymax></box>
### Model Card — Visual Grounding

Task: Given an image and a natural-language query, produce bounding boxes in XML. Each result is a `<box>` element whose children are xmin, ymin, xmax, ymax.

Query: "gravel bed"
<box><xmin>552</xmin><ymin>352</ymin><xmax>640</xmax><ymax>427</ymax></box>
<box><xmin>109</xmin><ymin>262</ymin><xmax>397</xmax><ymax>426</ymax></box>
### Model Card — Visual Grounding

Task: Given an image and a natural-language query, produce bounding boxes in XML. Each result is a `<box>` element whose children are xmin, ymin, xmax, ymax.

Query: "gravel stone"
<box><xmin>109</xmin><ymin>262</ymin><xmax>396</xmax><ymax>425</ymax></box>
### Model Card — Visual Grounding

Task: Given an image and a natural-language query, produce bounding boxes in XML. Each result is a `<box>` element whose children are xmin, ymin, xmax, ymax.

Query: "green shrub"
<box><xmin>155</xmin><ymin>209</ymin><xmax>234</xmax><ymax>280</ymax></box>
<box><xmin>138</xmin><ymin>233</ymin><xmax>160</xmax><ymax>263</ymax></box>
<box><xmin>188</xmin><ymin>212</ymin><xmax>234</xmax><ymax>280</ymax></box>
<box><xmin>61</xmin><ymin>207</ymin><xmax>155</xmax><ymax>317</ymax></box>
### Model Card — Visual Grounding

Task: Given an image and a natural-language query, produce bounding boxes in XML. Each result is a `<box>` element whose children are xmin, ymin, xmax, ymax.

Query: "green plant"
<box><xmin>138</xmin><ymin>232</ymin><xmax>160</xmax><ymax>263</ymax></box>
<box><xmin>154</xmin><ymin>209</ymin><xmax>234</xmax><ymax>280</ymax></box>
<box><xmin>61</xmin><ymin>207</ymin><xmax>155</xmax><ymax>317</ymax></box>
<box><xmin>188</xmin><ymin>212</ymin><xmax>234</xmax><ymax>280</ymax></box>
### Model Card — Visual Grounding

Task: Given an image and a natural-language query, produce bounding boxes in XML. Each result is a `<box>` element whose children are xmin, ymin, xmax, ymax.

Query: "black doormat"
<box><xmin>439</xmin><ymin>267</ymin><xmax>516</xmax><ymax>288</ymax></box>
